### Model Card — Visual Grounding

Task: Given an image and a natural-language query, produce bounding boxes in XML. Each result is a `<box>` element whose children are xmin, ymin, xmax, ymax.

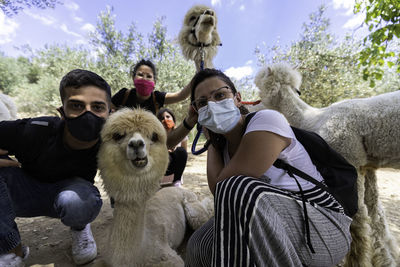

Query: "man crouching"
<box><xmin>0</xmin><ymin>69</ymin><xmax>111</xmax><ymax>266</ymax></box>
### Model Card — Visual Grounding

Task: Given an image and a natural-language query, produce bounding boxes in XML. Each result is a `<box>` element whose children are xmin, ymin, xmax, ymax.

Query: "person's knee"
<box><xmin>174</xmin><ymin>147</ymin><xmax>188</xmax><ymax>161</ymax></box>
<box><xmin>55</xmin><ymin>188</ymin><xmax>102</xmax><ymax>227</ymax></box>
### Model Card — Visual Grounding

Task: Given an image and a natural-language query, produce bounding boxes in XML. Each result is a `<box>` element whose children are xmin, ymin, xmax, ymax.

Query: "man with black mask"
<box><xmin>0</xmin><ymin>69</ymin><xmax>111</xmax><ymax>266</ymax></box>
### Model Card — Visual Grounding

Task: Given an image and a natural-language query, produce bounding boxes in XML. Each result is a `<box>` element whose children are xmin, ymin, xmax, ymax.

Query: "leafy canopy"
<box><xmin>354</xmin><ymin>0</ymin><xmax>400</xmax><ymax>86</ymax></box>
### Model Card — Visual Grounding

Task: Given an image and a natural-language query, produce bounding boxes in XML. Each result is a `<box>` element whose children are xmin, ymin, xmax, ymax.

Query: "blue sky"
<box><xmin>0</xmin><ymin>0</ymin><xmax>364</xmax><ymax>79</ymax></box>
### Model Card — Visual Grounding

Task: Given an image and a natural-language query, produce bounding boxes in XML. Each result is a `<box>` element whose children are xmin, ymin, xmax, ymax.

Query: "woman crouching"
<box><xmin>184</xmin><ymin>68</ymin><xmax>352</xmax><ymax>267</ymax></box>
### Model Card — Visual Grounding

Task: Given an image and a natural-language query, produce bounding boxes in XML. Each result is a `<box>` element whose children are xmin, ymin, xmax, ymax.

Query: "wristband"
<box><xmin>183</xmin><ymin>118</ymin><xmax>194</xmax><ymax>130</ymax></box>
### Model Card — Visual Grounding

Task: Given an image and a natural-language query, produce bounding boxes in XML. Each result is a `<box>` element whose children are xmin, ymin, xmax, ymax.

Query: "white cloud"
<box><xmin>60</xmin><ymin>23</ymin><xmax>82</xmax><ymax>37</ymax></box>
<box><xmin>65</xmin><ymin>1</ymin><xmax>80</xmax><ymax>11</ymax></box>
<box><xmin>24</xmin><ymin>10</ymin><xmax>56</xmax><ymax>25</ymax></box>
<box><xmin>73</xmin><ymin>16</ymin><xmax>83</xmax><ymax>23</ymax></box>
<box><xmin>0</xmin><ymin>12</ymin><xmax>19</xmax><ymax>44</ymax></box>
<box><xmin>332</xmin><ymin>0</ymin><xmax>365</xmax><ymax>30</ymax></box>
<box><xmin>239</xmin><ymin>4</ymin><xmax>245</xmax><ymax>11</ymax></box>
<box><xmin>211</xmin><ymin>0</ymin><xmax>222</xmax><ymax>6</ymax></box>
<box><xmin>343</xmin><ymin>13</ymin><xmax>364</xmax><ymax>29</ymax></box>
<box><xmin>225</xmin><ymin>65</ymin><xmax>254</xmax><ymax>80</ymax></box>
<box><xmin>80</xmin><ymin>23</ymin><xmax>95</xmax><ymax>33</ymax></box>
<box><xmin>75</xmin><ymin>39</ymin><xmax>88</xmax><ymax>45</ymax></box>
<box><xmin>332</xmin><ymin>0</ymin><xmax>355</xmax><ymax>15</ymax></box>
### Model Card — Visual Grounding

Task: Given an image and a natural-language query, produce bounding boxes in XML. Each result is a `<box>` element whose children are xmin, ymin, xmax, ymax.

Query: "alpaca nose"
<box><xmin>129</xmin><ymin>139</ymin><xmax>145</xmax><ymax>150</ymax></box>
<box><xmin>204</xmin><ymin>9</ymin><xmax>214</xmax><ymax>16</ymax></box>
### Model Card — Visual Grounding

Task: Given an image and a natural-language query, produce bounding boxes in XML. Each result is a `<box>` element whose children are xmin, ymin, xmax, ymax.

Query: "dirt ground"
<box><xmin>17</xmin><ymin>153</ymin><xmax>400</xmax><ymax>267</ymax></box>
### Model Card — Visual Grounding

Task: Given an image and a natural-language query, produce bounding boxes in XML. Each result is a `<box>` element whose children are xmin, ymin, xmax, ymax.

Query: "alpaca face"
<box><xmin>255</xmin><ymin>64</ymin><xmax>303</xmax><ymax>109</ymax></box>
<box><xmin>98</xmin><ymin>108</ymin><xmax>169</xmax><ymax>199</ymax></box>
<box><xmin>179</xmin><ymin>5</ymin><xmax>221</xmax><ymax>48</ymax></box>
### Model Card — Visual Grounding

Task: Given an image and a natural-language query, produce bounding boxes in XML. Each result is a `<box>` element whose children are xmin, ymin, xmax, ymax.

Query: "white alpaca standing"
<box><xmin>254</xmin><ymin>63</ymin><xmax>400</xmax><ymax>267</ymax></box>
<box><xmin>0</xmin><ymin>93</ymin><xmax>17</xmax><ymax>121</ymax></box>
<box><xmin>178</xmin><ymin>5</ymin><xmax>221</xmax><ymax>71</ymax></box>
<box><xmin>97</xmin><ymin>109</ymin><xmax>213</xmax><ymax>266</ymax></box>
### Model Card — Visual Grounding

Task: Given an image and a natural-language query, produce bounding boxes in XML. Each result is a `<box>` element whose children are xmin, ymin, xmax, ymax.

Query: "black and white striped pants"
<box><xmin>185</xmin><ymin>175</ymin><xmax>352</xmax><ymax>267</ymax></box>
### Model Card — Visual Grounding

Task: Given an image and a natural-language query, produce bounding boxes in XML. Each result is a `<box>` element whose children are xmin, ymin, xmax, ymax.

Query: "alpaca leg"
<box><xmin>343</xmin><ymin>171</ymin><xmax>373</xmax><ymax>267</ymax></box>
<box><xmin>364</xmin><ymin>168</ymin><xmax>399</xmax><ymax>267</ymax></box>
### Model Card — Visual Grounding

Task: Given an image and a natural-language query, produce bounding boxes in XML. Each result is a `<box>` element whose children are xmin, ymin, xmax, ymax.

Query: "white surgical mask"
<box><xmin>198</xmin><ymin>98</ymin><xmax>241</xmax><ymax>134</ymax></box>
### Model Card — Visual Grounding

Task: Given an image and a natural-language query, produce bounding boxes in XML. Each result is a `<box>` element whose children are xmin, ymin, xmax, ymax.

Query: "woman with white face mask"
<box><xmin>184</xmin><ymin>69</ymin><xmax>352</xmax><ymax>267</ymax></box>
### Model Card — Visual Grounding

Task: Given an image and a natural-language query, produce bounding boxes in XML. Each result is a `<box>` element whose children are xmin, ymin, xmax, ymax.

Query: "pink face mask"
<box><xmin>134</xmin><ymin>79</ymin><xmax>155</xmax><ymax>96</ymax></box>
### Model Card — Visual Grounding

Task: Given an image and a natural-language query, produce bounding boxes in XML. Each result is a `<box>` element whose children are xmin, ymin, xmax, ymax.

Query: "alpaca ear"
<box><xmin>266</xmin><ymin>66</ymin><xmax>273</xmax><ymax>76</ymax></box>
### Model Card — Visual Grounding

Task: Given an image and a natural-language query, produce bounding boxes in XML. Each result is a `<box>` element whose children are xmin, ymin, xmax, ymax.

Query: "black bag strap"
<box><xmin>273</xmin><ymin>159</ymin><xmax>329</xmax><ymax>191</ymax></box>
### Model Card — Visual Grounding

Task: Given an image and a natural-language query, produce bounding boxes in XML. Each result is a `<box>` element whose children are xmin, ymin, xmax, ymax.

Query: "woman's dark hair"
<box><xmin>156</xmin><ymin>108</ymin><xmax>176</xmax><ymax>123</ymax></box>
<box><xmin>190</xmin><ymin>68</ymin><xmax>237</xmax><ymax>105</ymax></box>
<box><xmin>130</xmin><ymin>59</ymin><xmax>157</xmax><ymax>81</ymax></box>
<box><xmin>190</xmin><ymin>68</ymin><xmax>249</xmax><ymax>151</ymax></box>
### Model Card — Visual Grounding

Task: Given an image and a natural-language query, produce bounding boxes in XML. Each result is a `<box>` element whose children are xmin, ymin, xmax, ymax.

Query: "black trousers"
<box><xmin>165</xmin><ymin>147</ymin><xmax>188</xmax><ymax>182</ymax></box>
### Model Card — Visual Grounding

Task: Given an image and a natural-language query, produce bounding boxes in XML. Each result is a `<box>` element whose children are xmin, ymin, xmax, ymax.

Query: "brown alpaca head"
<box><xmin>98</xmin><ymin>108</ymin><xmax>169</xmax><ymax>203</ymax></box>
<box><xmin>178</xmin><ymin>5</ymin><xmax>221</xmax><ymax>70</ymax></box>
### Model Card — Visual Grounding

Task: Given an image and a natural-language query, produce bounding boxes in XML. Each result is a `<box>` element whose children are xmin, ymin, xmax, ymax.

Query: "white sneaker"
<box><xmin>173</xmin><ymin>180</ymin><xmax>182</xmax><ymax>187</ymax></box>
<box><xmin>0</xmin><ymin>246</ymin><xmax>29</xmax><ymax>267</ymax></box>
<box><xmin>70</xmin><ymin>224</ymin><xmax>97</xmax><ymax>265</ymax></box>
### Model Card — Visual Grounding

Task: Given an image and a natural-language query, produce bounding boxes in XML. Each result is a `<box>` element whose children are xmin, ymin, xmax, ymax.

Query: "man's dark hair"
<box><xmin>59</xmin><ymin>69</ymin><xmax>112</xmax><ymax>104</ymax></box>
<box><xmin>157</xmin><ymin>108</ymin><xmax>176</xmax><ymax>123</ymax></box>
<box><xmin>190</xmin><ymin>68</ymin><xmax>249</xmax><ymax>151</ymax></box>
<box><xmin>130</xmin><ymin>59</ymin><xmax>157</xmax><ymax>81</ymax></box>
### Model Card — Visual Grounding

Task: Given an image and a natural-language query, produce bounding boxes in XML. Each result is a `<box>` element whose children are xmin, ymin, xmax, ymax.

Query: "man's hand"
<box><xmin>0</xmin><ymin>149</ymin><xmax>21</xmax><ymax>168</ymax></box>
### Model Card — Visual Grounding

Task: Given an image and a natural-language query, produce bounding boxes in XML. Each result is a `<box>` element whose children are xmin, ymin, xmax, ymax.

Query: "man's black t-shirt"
<box><xmin>111</xmin><ymin>88</ymin><xmax>166</xmax><ymax>114</ymax></box>
<box><xmin>0</xmin><ymin>116</ymin><xmax>99</xmax><ymax>183</ymax></box>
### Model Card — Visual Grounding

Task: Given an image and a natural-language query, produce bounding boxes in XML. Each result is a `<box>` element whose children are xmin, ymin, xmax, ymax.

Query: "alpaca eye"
<box><xmin>112</xmin><ymin>132</ymin><xmax>125</xmax><ymax>141</ymax></box>
<box><xmin>189</xmin><ymin>16</ymin><xmax>196</xmax><ymax>21</ymax></box>
<box><xmin>151</xmin><ymin>132</ymin><xmax>159</xmax><ymax>143</ymax></box>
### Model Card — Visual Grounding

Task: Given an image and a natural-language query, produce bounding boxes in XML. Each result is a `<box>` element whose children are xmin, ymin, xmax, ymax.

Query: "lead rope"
<box><xmin>287</xmin><ymin>170</ymin><xmax>315</xmax><ymax>254</ymax></box>
<box><xmin>200</xmin><ymin>44</ymin><xmax>205</xmax><ymax>71</ymax></box>
<box><xmin>191</xmin><ymin>34</ymin><xmax>207</xmax><ymax>155</ymax></box>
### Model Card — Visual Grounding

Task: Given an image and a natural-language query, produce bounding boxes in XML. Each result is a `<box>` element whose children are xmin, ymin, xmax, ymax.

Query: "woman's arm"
<box><xmin>166</xmin><ymin>105</ymin><xmax>198</xmax><ymax>149</ymax></box>
<box><xmin>164</xmin><ymin>82</ymin><xmax>191</xmax><ymax>104</ymax></box>
<box><xmin>180</xmin><ymin>138</ymin><xmax>188</xmax><ymax>151</ymax></box>
<box><xmin>207</xmin><ymin>131</ymin><xmax>290</xmax><ymax>194</ymax></box>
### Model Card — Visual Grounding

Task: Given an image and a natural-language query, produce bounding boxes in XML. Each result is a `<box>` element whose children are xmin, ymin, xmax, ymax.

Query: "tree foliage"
<box><xmin>354</xmin><ymin>0</ymin><xmax>400</xmax><ymax>86</ymax></box>
<box><xmin>0</xmin><ymin>0</ymin><xmax>60</xmax><ymax>16</ymax></box>
<box><xmin>0</xmin><ymin>6</ymin><xmax>195</xmax><ymax>119</ymax></box>
<box><xmin>255</xmin><ymin>5</ymin><xmax>399</xmax><ymax>107</ymax></box>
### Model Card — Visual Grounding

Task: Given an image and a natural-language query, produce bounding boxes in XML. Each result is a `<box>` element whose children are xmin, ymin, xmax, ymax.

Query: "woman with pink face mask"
<box><xmin>111</xmin><ymin>59</ymin><xmax>192</xmax><ymax>115</ymax></box>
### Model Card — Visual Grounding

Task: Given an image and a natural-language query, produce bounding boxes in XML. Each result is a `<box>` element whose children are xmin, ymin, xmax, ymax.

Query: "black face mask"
<box><xmin>62</xmin><ymin>110</ymin><xmax>105</xmax><ymax>142</ymax></box>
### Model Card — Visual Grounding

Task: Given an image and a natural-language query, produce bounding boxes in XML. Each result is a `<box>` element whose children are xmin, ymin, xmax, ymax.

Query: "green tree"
<box><xmin>89</xmin><ymin>7</ymin><xmax>195</xmax><ymax>121</ymax></box>
<box><xmin>354</xmin><ymin>0</ymin><xmax>400</xmax><ymax>86</ymax></box>
<box><xmin>5</xmin><ymin>6</ymin><xmax>196</xmax><ymax>117</ymax></box>
<box><xmin>0</xmin><ymin>0</ymin><xmax>60</xmax><ymax>16</ymax></box>
<box><xmin>0</xmin><ymin>54</ymin><xmax>21</xmax><ymax>94</ymax></box>
<box><xmin>12</xmin><ymin>45</ymin><xmax>96</xmax><ymax>116</ymax></box>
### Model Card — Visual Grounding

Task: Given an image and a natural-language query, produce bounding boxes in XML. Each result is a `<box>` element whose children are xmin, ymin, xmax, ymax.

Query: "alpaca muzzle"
<box><xmin>126</xmin><ymin>134</ymin><xmax>148</xmax><ymax>168</ymax></box>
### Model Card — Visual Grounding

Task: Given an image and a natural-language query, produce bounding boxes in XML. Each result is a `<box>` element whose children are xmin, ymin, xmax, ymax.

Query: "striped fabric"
<box><xmin>185</xmin><ymin>175</ymin><xmax>352</xmax><ymax>267</ymax></box>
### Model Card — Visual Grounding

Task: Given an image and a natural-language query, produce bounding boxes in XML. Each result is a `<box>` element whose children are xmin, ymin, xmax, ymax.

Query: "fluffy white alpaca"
<box><xmin>254</xmin><ymin>63</ymin><xmax>400</xmax><ymax>267</ymax></box>
<box><xmin>0</xmin><ymin>93</ymin><xmax>17</xmax><ymax>121</ymax></box>
<box><xmin>97</xmin><ymin>108</ymin><xmax>213</xmax><ymax>267</ymax></box>
<box><xmin>178</xmin><ymin>5</ymin><xmax>221</xmax><ymax>71</ymax></box>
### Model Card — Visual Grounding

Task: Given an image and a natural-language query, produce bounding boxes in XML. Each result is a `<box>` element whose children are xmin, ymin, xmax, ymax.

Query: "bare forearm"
<box><xmin>166</xmin><ymin>117</ymin><xmax>195</xmax><ymax>149</ymax></box>
<box><xmin>206</xmin><ymin>145</ymin><xmax>225</xmax><ymax>194</ymax></box>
